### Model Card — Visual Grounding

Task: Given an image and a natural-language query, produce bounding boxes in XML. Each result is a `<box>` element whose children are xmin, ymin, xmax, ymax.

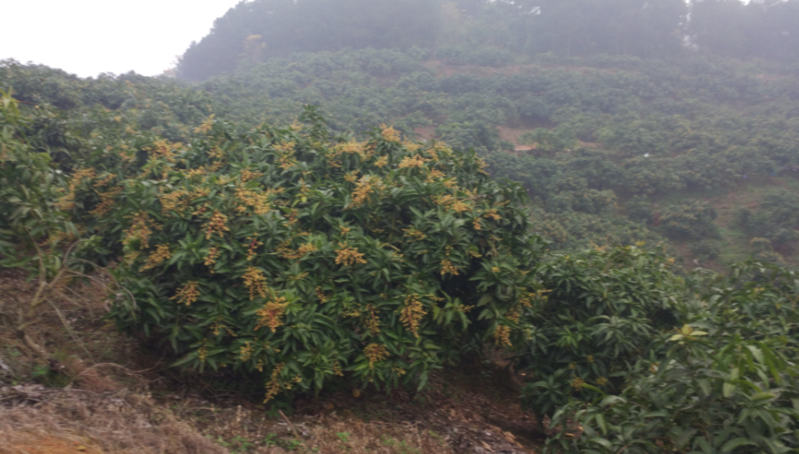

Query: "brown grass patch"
<box><xmin>0</xmin><ymin>386</ymin><xmax>227</xmax><ymax>454</ymax></box>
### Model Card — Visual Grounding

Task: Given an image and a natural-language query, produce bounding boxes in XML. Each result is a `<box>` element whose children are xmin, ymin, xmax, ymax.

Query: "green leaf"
<box><xmin>721</xmin><ymin>438</ymin><xmax>755</xmax><ymax>452</ymax></box>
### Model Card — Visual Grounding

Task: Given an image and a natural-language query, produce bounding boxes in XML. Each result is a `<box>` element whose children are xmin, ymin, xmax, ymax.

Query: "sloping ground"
<box><xmin>0</xmin><ymin>386</ymin><xmax>225</xmax><ymax>454</ymax></box>
<box><xmin>0</xmin><ymin>269</ymin><xmax>544</xmax><ymax>454</ymax></box>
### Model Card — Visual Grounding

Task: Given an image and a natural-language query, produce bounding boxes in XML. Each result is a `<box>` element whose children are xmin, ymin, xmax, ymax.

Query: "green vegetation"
<box><xmin>2</xmin><ymin>0</ymin><xmax>799</xmax><ymax>451</ymax></box>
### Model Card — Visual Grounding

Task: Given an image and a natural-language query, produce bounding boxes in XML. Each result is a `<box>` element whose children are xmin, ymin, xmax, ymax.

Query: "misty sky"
<box><xmin>0</xmin><ymin>0</ymin><xmax>243</xmax><ymax>78</ymax></box>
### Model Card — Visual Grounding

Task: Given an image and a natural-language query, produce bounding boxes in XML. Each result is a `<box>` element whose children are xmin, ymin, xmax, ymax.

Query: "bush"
<box><xmin>660</xmin><ymin>201</ymin><xmax>719</xmax><ymax>240</ymax></box>
<box><xmin>73</xmin><ymin>112</ymin><xmax>545</xmax><ymax>403</ymax></box>
<box><xmin>690</xmin><ymin>240</ymin><xmax>720</xmax><ymax>262</ymax></box>
<box><xmin>545</xmin><ymin>261</ymin><xmax>799</xmax><ymax>453</ymax></box>
<box><xmin>516</xmin><ymin>245</ymin><xmax>682</xmax><ymax>421</ymax></box>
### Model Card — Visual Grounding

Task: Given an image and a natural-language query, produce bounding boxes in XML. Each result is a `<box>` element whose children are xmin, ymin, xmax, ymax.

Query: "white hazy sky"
<box><xmin>0</xmin><ymin>0</ymin><xmax>244</xmax><ymax>78</ymax></box>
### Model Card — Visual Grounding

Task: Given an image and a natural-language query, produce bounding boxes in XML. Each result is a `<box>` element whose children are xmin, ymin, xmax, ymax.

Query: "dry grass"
<box><xmin>0</xmin><ymin>386</ymin><xmax>227</xmax><ymax>454</ymax></box>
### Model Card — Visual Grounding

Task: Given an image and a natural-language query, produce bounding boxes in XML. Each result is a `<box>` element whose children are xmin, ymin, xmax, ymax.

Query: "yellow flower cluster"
<box><xmin>246</xmin><ymin>237</ymin><xmax>263</xmax><ymax>261</ymax></box>
<box><xmin>239</xmin><ymin>341</ymin><xmax>254</xmax><ymax>362</ymax></box>
<box><xmin>89</xmin><ymin>187</ymin><xmax>122</xmax><ymax>217</ymax></box>
<box><xmin>57</xmin><ymin>168</ymin><xmax>96</xmax><ymax>210</ymax></box>
<box><xmin>436</xmin><ymin>194</ymin><xmax>472</xmax><ymax>213</ymax></box>
<box><xmin>402</xmin><ymin>141</ymin><xmax>421</xmax><ymax>153</ymax></box>
<box><xmin>477</xmin><ymin>157</ymin><xmax>490</xmax><ymax>175</ymax></box>
<box><xmin>243</xmin><ymin>266</ymin><xmax>268</xmax><ymax>300</ymax></box>
<box><xmin>518</xmin><ymin>289</ymin><xmax>547</xmax><ymax>309</ymax></box>
<box><xmin>204</xmin><ymin>247</ymin><xmax>220</xmax><ymax>269</ymax></box>
<box><xmin>374</xmin><ymin>155</ymin><xmax>389</xmax><ymax>168</ymax></box>
<box><xmin>335</xmin><ymin>243</ymin><xmax>367</xmax><ymax>266</ymax></box>
<box><xmin>204</xmin><ymin>211</ymin><xmax>230</xmax><ymax>240</ymax></box>
<box><xmin>398</xmin><ymin>155</ymin><xmax>427</xmax><ymax>169</ymax></box>
<box><xmin>194</xmin><ymin>114</ymin><xmax>215</xmax><ymax>134</ymax></box>
<box><xmin>255</xmin><ymin>297</ymin><xmax>290</xmax><ymax>333</ymax></box>
<box><xmin>316</xmin><ymin>286</ymin><xmax>328</xmax><ymax>304</ymax></box>
<box><xmin>425</xmin><ymin>169</ymin><xmax>446</xmax><ymax>183</ymax></box>
<box><xmin>140</xmin><ymin>244</ymin><xmax>171</xmax><ymax>271</ymax></box>
<box><xmin>380</xmin><ymin>125</ymin><xmax>400</xmax><ymax>142</ymax></box>
<box><xmin>276</xmin><ymin>142</ymin><xmax>297</xmax><ymax>170</ymax></box>
<box><xmin>570</xmin><ymin>376</ymin><xmax>585</xmax><ymax>390</ymax></box>
<box><xmin>350</xmin><ymin>175</ymin><xmax>382</xmax><ymax>208</ymax></box>
<box><xmin>366</xmin><ymin>304</ymin><xmax>380</xmax><ymax>336</ymax></box>
<box><xmin>122</xmin><ymin>211</ymin><xmax>161</xmax><ymax>261</ymax></box>
<box><xmin>240</xmin><ymin>169</ymin><xmax>262</xmax><ymax>182</ymax></box>
<box><xmin>147</xmin><ymin>139</ymin><xmax>182</xmax><ymax>163</ymax></box>
<box><xmin>171</xmin><ymin>281</ymin><xmax>200</xmax><ymax>306</ymax></box>
<box><xmin>363</xmin><ymin>343</ymin><xmax>390</xmax><ymax>368</ymax></box>
<box><xmin>278</xmin><ymin>241</ymin><xmax>318</xmax><ymax>260</ymax></box>
<box><xmin>344</xmin><ymin>170</ymin><xmax>360</xmax><ymax>183</ymax></box>
<box><xmin>198</xmin><ymin>340</ymin><xmax>208</xmax><ymax>363</ymax></box>
<box><xmin>236</xmin><ymin>187</ymin><xmax>282</xmax><ymax>216</ymax></box>
<box><xmin>403</xmin><ymin>227</ymin><xmax>426</xmax><ymax>241</ymax></box>
<box><xmin>440</xmin><ymin>259</ymin><xmax>459</xmax><ymax>277</ymax></box>
<box><xmin>493</xmin><ymin>325</ymin><xmax>512</xmax><ymax>348</ymax></box>
<box><xmin>332</xmin><ymin>140</ymin><xmax>373</xmax><ymax>161</ymax></box>
<box><xmin>159</xmin><ymin>189</ymin><xmax>190</xmax><ymax>214</ymax></box>
<box><xmin>483</xmin><ymin>209</ymin><xmax>502</xmax><ymax>221</ymax></box>
<box><xmin>264</xmin><ymin>363</ymin><xmax>285</xmax><ymax>404</ymax></box>
<box><xmin>400</xmin><ymin>294</ymin><xmax>427</xmax><ymax>338</ymax></box>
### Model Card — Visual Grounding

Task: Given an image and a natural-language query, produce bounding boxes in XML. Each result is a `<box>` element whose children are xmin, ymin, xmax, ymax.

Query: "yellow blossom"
<box><xmin>239</xmin><ymin>341</ymin><xmax>254</xmax><ymax>362</ymax></box>
<box><xmin>171</xmin><ymin>281</ymin><xmax>200</xmax><ymax>306</ymax></box>
<box><xmin>493</xmin><ymin>325</ymin><xmax>512</xmax><ymax>347</ymax></box>
<box><xmin>205</xmin><ymin>247</ymin><xmax>220</xmax><ymax>268</ymax></box>
<box><xmin>264</xmin><ymin>363</ymin><xmax>285</xmax><ymax>404</ymax></box>
<box><xmin>140</xmin><ymin>244</ymin><xmax>171</xmax><ymax>271</ymax></box>
<box><xmin>366</xmin><ymin>304</ymin><xmax>381</xmax><ymax>336</ymax></box>
<box><xmin>363</xmin><ymin>343</ymin><xmax>390</xmax><ymax>368</ymax></box>
<box><xmin>255</xmin><ymin>297</ymin><xmax>290</xmax><ymax>332</ymax></box>
<box><xmin>242</xmin><ymin>266</ymin><xmax>268</xmax><ymax>300</ymax></box>
<box><xmin>335</xmin><ymin>243</ymin><xmax>367</xmax><ymax>266</ymax></box>
<box><xmin>399</xmin><ymin>294</ymin><xmax>427</xmax><ymax>338</ymax></box>
<box><xmin>350</xmin><ymin>175</ymin><xmax>381</xmax><ymax>207</ymax></box>
<box><xmin>440</xmin><ymin>259</ymin><xmax>459</xmax><ymax>276</ymax></box>
<box><xmin>398</xmin><ymin>155</ymin><xmax>426</xmax><ymax>169</ymax></box>
<box><xmin>374</xmin><ymin>155</ymin><xmax>389</xmax><ymax>168</ymax></box>
<box><xmin>194</xmin><ymin>114</ymin><xmax>215</xmax><ymax>134</ymax></box>
<box><xmin>380</xmin><ymin>125</ymin><xmax>400</xmax><ymax>142</ymax></box>
<box><xmin>204</xmin><ymin>211</ymin><xmax>230</xmax><ymax>240</ymax></box>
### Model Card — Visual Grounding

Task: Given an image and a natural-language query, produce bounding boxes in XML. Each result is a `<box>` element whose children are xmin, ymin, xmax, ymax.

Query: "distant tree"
<box><xmin>177</xmin><ymin>0</ymin><xmax>443</xmax><ymax>81</ymax></box>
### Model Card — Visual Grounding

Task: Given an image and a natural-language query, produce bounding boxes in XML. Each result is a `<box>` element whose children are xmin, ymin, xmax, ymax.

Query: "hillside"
<box><xmin>2</xmin><ymin>1</ymin><xmax>799</xmax><ymax>453</ymax></box>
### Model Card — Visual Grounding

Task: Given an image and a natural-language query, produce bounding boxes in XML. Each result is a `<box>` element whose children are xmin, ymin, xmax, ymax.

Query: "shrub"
<box><xmin>660</xmin><ymin>201</ymin><xmax>719</xmax><ymax>240</ymax></box>
<box><xmin>515</xmin><ymin>245</ymin><xmax>682</xmax><ymax>422</ymax></box>
<box><xmin>690</xmin><ymin>240</ymin><xmax>720</xmax><ymax>262</ymax></box>
<box><xmin>545</xmin><ymin>261</ymin><xmax>799</xmax><ymax>453</ymax></box>
<box><xmin>74</xmin><ymin>112</ymin><xmax>545</xmax><ymax>403</ymax></box>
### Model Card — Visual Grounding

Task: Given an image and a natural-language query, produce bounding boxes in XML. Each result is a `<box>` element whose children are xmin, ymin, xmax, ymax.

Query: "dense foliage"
<box><xmin>543</xmin><ymin>261</ymin><xmax>799</xmax><ymax>453</ymax></box>
<box><xmin>517</xmin><ymin>245</ymin><xmax>682</xmax><ymax>420</ymax></box>
<box><xmin>2</xmin><ymin>90</ymin><xmax>546</xmax><ymax>401</ymax></box>
<box><xmin>3</xmin><ymin>1</ymin><xmax>799</xmax><ymax>448</ymax></box>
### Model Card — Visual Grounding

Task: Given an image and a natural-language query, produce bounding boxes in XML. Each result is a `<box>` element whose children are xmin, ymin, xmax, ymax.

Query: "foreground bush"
<box><xmin>516</xmin><ymin>245</ymin><xmax>683</xmax><ymax>421</ymax></box>
<box><xmin>544</xmin><ymin>261</ymin><xmax>799</xmax><ymax>453</ymax></box>
<box><xmin>65</xmin><ymin>111</ymin><xmax>544</xmax><ymax>402</ymax></box>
